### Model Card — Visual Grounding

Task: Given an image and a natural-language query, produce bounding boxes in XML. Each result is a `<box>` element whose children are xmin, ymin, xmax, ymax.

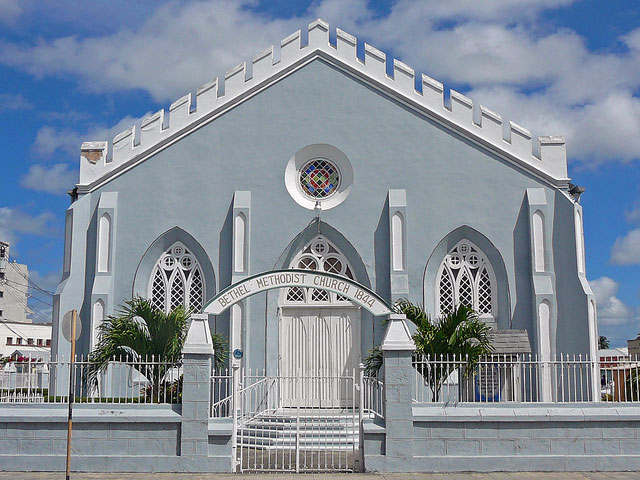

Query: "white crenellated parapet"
<box><xmin>537</xmin><ymin>136</ymin><xmax>568</xmax><ymax>179</ymax></box>
<box><xmin>421</xmin><ymin>74</ymin><xmax>444</xmax><ymax>112</ymax></box>
<box><xmin>140</xmin><ymin>109</ymin><xmax>167</xmax><ymax>147</ymax></box>
<box><xmin>364</xmin><ymin>43</ymin><xmax>387</xmax><ymax>83</ymax></box>
<box><xmin>76</xmin><ymin>18</ymin><xmax>571</xmax><ymax>189</ymax></box>
<box><xmin>112</xmin><ymin>125</ymin><xmax>139</xmax><ymax>164</ymax></box>
<box><xmin>450</xmin><ymin>89</ymin><xmax>474</xmax><ymax>126</ymax></box>
<box><xmin>196</xmin><ymin>78</ymin><xmax>218</xmax><ymax>112</ymax></box>
<box><xmin>79</xmin><ymin>141</ymin><xmax>110</xmax><ymax>185</ymax></box>
<box><xmin>168</xmin><ymin>93</ymin><xmax>194</xmax><ymax>132</ymax></box>
<box><xmin>478</xmin><ymin>105</ymin><xmax>503</xmax><ymax>141</ymax></box>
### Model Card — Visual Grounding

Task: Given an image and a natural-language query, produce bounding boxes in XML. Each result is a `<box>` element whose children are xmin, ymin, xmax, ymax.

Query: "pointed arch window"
<box><xmin>283</xmin><ymin>236</ymin><xmax>356</xmax><ymax>305</ymax></box>
<box><xmin>436</xmin><ymin>240</ymin><xmax>496</xmax><ymax>318</ymax></box>
<box><xmin>147</xmin><ymin>242</ymin><xmax>206</xmax><ymax>313</ymax></box>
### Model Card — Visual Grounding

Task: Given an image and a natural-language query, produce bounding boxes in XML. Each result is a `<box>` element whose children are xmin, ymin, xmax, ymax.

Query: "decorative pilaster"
<box><xmin>388</xmin><ymin>190</ymin><xmax>408</xmax><ymax>303</ymax></box>
<box><xmin>526</xmin><ymin>188</ymin><xmax>556</xmax><ymax>402</ymax></box>
<box><xmin>90</xmin><ymin>192</ymin><xmax>118</xmax><ymax>350</ymax></box>
<box><xmin>230</xmin><ymin>191</ymin><xmax>251</xmax><ymax>367</ymax></box>
<box><xmin>381</xmin><ymin>314</ymin><xmax>415</xmax><ymax>471</ymax></box>
<box><xmin>181</xmin><ymin>314</ymin><xmax>215</xmax><ymax>457</ymax></box>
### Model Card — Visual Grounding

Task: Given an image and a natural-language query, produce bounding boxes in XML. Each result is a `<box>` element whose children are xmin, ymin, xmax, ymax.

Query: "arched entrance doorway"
<box><xmin>279</xmin><ymin>235</ymin><xmax>361</xmax><ymax>406</ymax></box>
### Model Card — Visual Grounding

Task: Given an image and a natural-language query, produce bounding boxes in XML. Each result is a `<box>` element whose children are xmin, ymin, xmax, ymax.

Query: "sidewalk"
<box><xmin>1</xmin><ymin>473</ymin><xmax>639</xmax><ymax>480</ymax></box>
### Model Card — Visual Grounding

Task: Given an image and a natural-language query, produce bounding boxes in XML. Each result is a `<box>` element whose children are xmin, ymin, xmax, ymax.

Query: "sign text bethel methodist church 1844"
<box><xmin>203</xmin><ymin>269</ymin><xmax>392</xmax><ymax>316</ymax></box>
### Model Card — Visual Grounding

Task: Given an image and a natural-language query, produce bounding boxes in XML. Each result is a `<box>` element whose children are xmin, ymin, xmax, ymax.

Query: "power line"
<box><xmin>3</xmin><ymin>278</ymin><xmax>54</xmax><ymax>297</ymax></box>
<box><xmin>3</xmin><ymin>285</ymin><xmax>50</xmax><ymax>324</ymax></box>
<box><xmin>6</xmin><ymin>256</ymin><xmax>56</xmax><ymax>296</ymax></box>
<box><xmin>3</xmin><ymin>281</ymin><xmax>53</xmax><ymax>306</ymax></box>
<box><xmin>4</xmin><ymin>283</ymin><xmax>53</xmax><ymax>307</ymax></box>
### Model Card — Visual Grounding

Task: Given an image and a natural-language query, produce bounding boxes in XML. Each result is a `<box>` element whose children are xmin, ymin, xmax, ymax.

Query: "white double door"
<box><xmin>279</xmin><ymin>306</ymin><xmax>361</xmax><ymax>407</ymax></box>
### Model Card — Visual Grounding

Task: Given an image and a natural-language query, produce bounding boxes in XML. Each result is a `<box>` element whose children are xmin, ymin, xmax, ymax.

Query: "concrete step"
<box><xmin>238</xmin><ymin>412</ymin><xmax>359</xmax><ymax>450</ymax></box>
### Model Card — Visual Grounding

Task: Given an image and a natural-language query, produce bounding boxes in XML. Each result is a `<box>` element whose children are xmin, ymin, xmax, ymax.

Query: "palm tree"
<box><xmin>397</xmin><ymin>301</ymin><xmax>494</xmax><ymax>401</ymax></box>
<box><xmin>86</xmin><ymin>297</ymin><xmax>228</xmax><ymax>398</ymax></box>
<box><xmin>363</xmin><ymin>301</ymin><xmax>493</xmax><ymax>401</ymax></box>
<box><xmin>598</xmin><ymin>335</ymin><xmax>610</xmax><ymax>350</ymax></box>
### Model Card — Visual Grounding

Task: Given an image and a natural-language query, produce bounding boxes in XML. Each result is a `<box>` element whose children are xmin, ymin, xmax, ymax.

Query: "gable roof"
<box><xmin>77</xmin><ymin>19</ymin><xmax>570</xmax><ymax>193</ymax></box>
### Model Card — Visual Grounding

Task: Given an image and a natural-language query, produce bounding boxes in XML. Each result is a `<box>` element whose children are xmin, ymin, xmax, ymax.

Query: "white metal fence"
<box><xmin>413</xmin><ymin>354</ymin><xmax>640</xmax><ymax>404</ymax></box>
<box><xmin>0</xmin><ymin>356</ymin><xmax>182</xmax><ymax>404</ymax></box>
<box><xmin>362</xmin><ymin>376</ymin><xmax>384</xmax><ymax>419</ymax></box>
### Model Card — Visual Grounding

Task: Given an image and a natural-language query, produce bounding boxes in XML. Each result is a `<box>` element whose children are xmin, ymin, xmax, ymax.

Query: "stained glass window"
<box><xmin>299</xmin><ymin>159</ymin><xmax>340</xmax><ymax>199</ymax></box>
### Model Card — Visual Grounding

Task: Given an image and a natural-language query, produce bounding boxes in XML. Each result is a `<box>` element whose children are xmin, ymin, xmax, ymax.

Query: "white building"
<box><xmin>0</xmin><ymin>321</ymin><xmax>52</xmax><ymax>360</ymax></box>
<box><xmin>0</xmin><ymin>242</ymin><xmax>31</xmax><ymax>324</ymax></box>
<box><xmin>0</xmin><ymin>242</ymin><xmax>52</xmax><ymax>360</ymax></box>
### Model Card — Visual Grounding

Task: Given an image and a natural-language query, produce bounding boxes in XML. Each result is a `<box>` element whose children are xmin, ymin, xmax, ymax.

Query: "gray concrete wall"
<box><xmin>365</xmin><ymin>405</ymin><xmax>640</xmax><ymax>472</ymax></box>
<box><xmin>0</xmin><ymin>401</ymin><xmax>233</xmax><ymax>473</ymax></box>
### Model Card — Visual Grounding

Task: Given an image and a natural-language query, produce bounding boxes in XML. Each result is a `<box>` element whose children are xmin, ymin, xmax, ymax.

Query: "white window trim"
<box><xmin>147</xmin><ymin>241</ymin><xmax>206</xmax><ymax>313</ymax></box>
<box><xmin>281</xmin><ymin>235</ymin><xmax>358</xmax><ymax>306</ymax></box>
<box><xmin>435</xmin><ymin>239</ymin><xmax>497</xmax><ymax>319</ymax></box>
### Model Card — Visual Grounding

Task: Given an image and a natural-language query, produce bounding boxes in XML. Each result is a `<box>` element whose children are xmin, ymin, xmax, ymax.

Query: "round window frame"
<box><xmin>285</xmin><ymin>144</ymin><xmax>354</xmax><ymax>210</ymax></box>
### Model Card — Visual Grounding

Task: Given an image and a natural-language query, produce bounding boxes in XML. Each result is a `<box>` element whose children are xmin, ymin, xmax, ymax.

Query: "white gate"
<box><xmin>279</xmin><ymin>307</ymin><xmax>360</xmax><ymax>407</ymax></box>
<box><xmin>234</xmin><ymin>369</ymin><xmax>360</xmax><ymax>472</ymax></box>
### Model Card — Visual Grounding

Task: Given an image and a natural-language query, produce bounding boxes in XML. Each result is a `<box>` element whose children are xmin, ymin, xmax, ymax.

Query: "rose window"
<box><xmin>299</xmin><ymin>159</ymin><xmax>340</xmax><ymax>199</ymax></box>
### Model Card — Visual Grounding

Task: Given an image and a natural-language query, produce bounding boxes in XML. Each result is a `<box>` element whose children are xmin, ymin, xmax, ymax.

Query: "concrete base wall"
<box><xmin>5</xmin><ymin>402</ymin><xmax>640</xmax><ymax>473</ymax></box>
<box><xmin>0</xmin><ymin>404</ymin><xmax>233</xmax><ymax>473</ymax></box>
<box><xmin>364</xmin><ymin>404</ymin><xmax>640</xmax><ymax>473</ymax></box>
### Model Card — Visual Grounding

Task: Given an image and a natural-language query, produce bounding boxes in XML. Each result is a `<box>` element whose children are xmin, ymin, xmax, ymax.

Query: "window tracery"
<box><xmin>436</xmin><ymin>240</ymin><xmax>496</xmax><ymax>318</ymax></box>
<box><xmin>148</xmin><ymin>243</ymin><xmax>205</xmax><ymax>313</ymax></box>
<box><xmin>283</xmin><ymin>236</ymin><xmax>355</xmax><ymax>305</ymax></box>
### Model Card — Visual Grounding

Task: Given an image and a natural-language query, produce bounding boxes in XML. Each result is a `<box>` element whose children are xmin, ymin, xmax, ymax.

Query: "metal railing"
<box><xmin>412</xmin><ymin>353</ymin><xmax>640</xmax><ymax>404</ymax></box>
<box><xmin>362</xmin><ymin>376</ymin><xmax>384</xmax><ymax>419</ymax></box>
<box><xmin>0</xmin><ymin>356</ymin><xmax>182</xmax><ymax>404</ymax></box>
<box><xmin>211</xmin><ymin>368</ymin><xmax>233</xmax><ymax>417</ymax></box>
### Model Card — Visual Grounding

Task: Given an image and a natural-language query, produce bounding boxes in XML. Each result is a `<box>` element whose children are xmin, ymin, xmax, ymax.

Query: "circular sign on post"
<box><xmin>61</xmin><ymin>310</ymin><xmax>82</xmax><ymax>342</ymax></box>
<box><xmin>233</xmin><ymin>349</ymin><xmax>243</xmax><ymax>360</ymax></box>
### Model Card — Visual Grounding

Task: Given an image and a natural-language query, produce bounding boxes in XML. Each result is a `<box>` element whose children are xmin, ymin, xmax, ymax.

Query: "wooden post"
<box><xmin>65</xmin><ymin>309</ymin><xmax>77</xmax><ymax>480</ymax></box>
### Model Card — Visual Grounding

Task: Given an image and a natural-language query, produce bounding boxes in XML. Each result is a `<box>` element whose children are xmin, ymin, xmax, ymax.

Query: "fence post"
<box><xmin>358</xmin><ymin>362</ymin><xmax>365</xmax><ymax>471</ymax></box>
<box><xmin>380</xmin><ymin>313</ymin><xmax>415</xmax><ymax>472</ymax></box>
<box><xmin>592</xmin><ymin>356</ymin><xmax>600</xmax><ymax>402</ymax></box>
<box><xmin>181</xmin><ymin>314</ymin><xmax>215</xmax><ymax>461</ymax></box>
<box><xmin>231</xmin><ymin>362</ymin><xmax>240</xmax><ymax>471</ymax></box>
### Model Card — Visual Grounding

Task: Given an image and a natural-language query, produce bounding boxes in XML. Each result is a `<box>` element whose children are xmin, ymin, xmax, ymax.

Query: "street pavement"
<box><xmin>1</xmin><ymin>473</ymin><xmax>640</xmax><ymax>479</ymax></box>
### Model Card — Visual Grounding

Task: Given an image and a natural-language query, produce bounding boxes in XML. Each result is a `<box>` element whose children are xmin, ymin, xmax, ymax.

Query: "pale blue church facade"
<box><xmin>51</xmin><ymin>19</ymin><xmax>598</xmax><ymax>379</ymax></box>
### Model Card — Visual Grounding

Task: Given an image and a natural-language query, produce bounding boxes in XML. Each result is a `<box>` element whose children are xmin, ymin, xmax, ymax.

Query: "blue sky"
<box><xmin>0</xmin><ymin>0</ymin><xmax>638</xmax><ymax>346</ymax></box>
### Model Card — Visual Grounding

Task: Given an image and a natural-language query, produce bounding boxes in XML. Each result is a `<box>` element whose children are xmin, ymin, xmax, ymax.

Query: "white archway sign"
<box><xmin>203</xmin><ymin>269</ymin><xmax>393</xmax><ymax>316</ymax></box>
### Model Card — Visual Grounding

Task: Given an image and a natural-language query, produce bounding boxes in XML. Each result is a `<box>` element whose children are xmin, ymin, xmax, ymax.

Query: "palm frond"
<box><xmin>86</xmin><ymin>297</ymin><xmax>207</xmax><ymax>391</ymax></box>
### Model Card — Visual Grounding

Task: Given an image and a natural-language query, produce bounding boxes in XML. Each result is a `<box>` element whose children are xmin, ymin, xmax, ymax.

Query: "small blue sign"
<box><xmin>233</xmin><ymin>349</ymin><xmax>243</xmax><ymax>359</ymax></box>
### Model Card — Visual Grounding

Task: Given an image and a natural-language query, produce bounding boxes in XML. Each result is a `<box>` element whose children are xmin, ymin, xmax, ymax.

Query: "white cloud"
<box><xmin>0</xmin><ymin>207</ymin><xmax>57</xmax><ymax>249</ymax></box>
<box><xmin>626</xmin><ymin>203</ymin><xmax>640</xmax><ymax>223</ymax></box>
<box><xmin>0</xmin><ymin>0</ymin><xmax>22</xmax><ymax>24</ymax></box>
<box><xmin>0</xmin><ymin>92</ymin><xmax>33</xmax><ymax>111</ymax></box>
<box><xmin>1</xmin><ymin>1</ymin><xmax>639</xmax><ymax>166</ymax></box>
<box><xmin>610</xmin><ymin>228</ymin><xmax>640</xmax><ymax>266</ymax></box>
<box><xmin>29</xmin><ymin>269</ymin><xmax>61</xmax><ymax>294</ymax></box>
<box><xmin>20</xmin><ymin>163</ymin><xmax>77</xmax><ymax>195</ymax></box>
<box><xmin>590</xmin><ymin>276</ymin><xmax>636</xmax><ymax>326</ymax></box>
<box><xmin>0</xmin><ymin>1</ymin><xmax>303</xmax><ymax>101</ymax></box>
<box><xmin>32</xmin><ymin>114</ymin><xmax>148</xmax><ymax>158</ymax></box>
<box><xmin>32</xmin><ymin>126</ymin><xmax>82</xmax><ymax>157</ymax></box>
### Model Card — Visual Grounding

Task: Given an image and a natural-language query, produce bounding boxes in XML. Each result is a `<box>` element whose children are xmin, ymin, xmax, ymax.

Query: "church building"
<box><xmin>51</xmin><ymin>19</ymin><xmax>598</xmax><ymax>387</ymax></box>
